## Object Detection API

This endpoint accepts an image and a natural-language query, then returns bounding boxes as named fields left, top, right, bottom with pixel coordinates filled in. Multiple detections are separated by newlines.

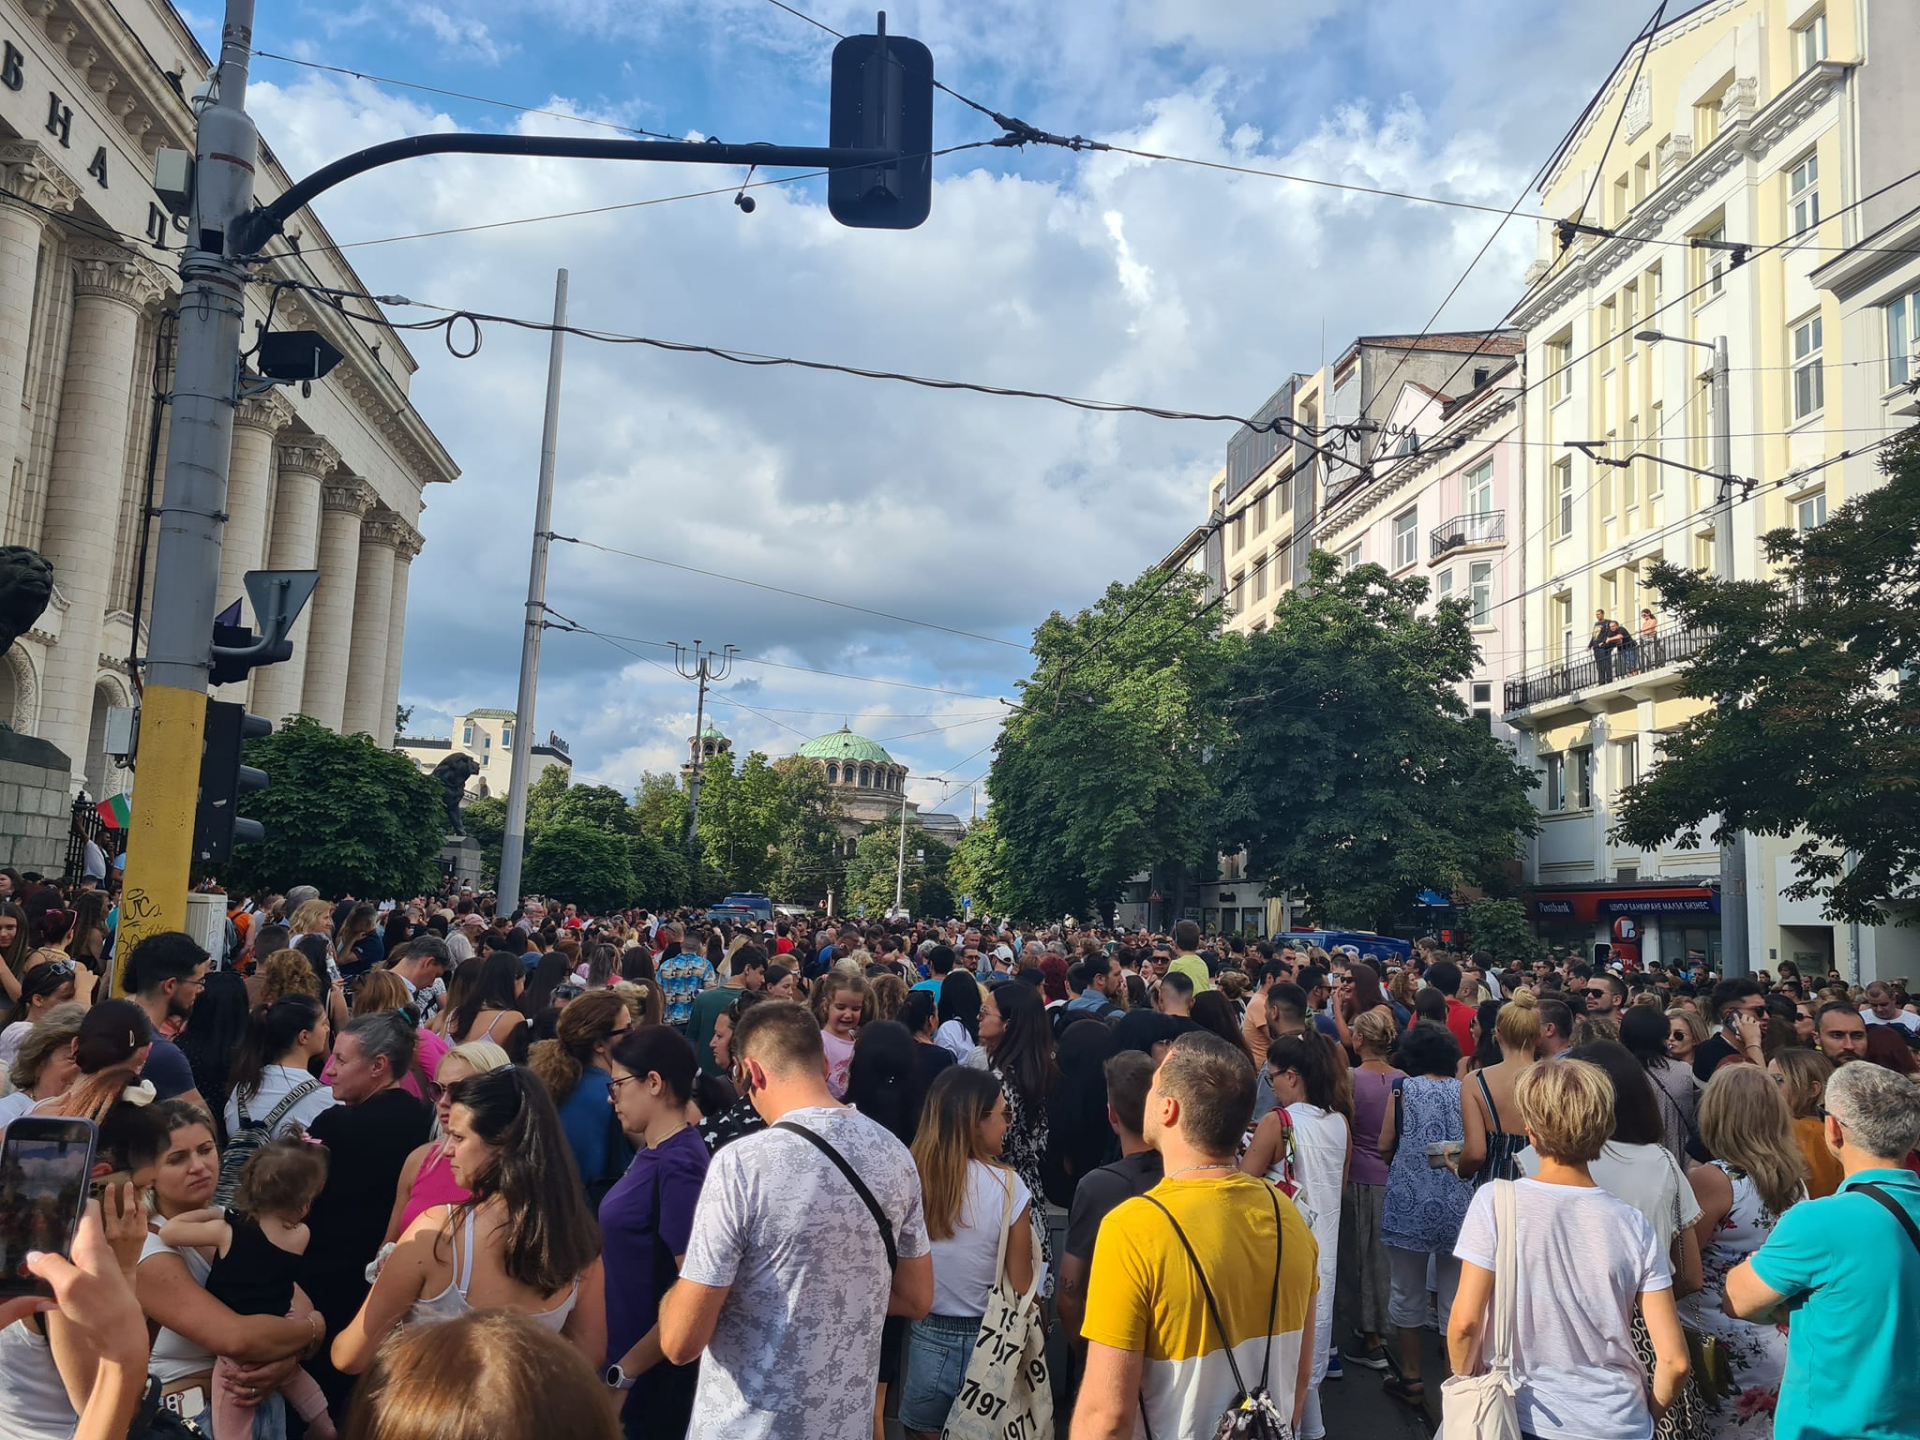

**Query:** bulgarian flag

left=96, top=793, right=132, bottom=830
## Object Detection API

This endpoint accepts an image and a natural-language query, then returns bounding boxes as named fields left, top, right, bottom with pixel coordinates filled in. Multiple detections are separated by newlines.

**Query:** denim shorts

left=897, top=1312, right=983, bottom=1432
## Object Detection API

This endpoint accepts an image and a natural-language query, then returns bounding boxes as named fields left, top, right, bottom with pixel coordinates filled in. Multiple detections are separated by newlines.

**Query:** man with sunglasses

left=1584, top=971, right=1627, bottom=1020
left=1692, top=978, right=1768, bottom=1081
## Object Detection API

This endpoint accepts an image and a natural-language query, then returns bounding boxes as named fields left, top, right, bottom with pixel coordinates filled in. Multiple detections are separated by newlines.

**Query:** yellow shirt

left=1167, top=953, right=1213, bottom=994
left=1083, top=1173, right=1318, bottom=1439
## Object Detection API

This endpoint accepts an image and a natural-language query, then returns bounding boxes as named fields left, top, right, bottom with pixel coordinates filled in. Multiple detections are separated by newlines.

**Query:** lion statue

left=431, top=752, right=481, bottom=834
left=0, top=547, right=54, bottom=660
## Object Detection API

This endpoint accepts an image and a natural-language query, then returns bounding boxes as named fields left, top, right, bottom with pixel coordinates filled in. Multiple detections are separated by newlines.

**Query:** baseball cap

left=993, top=945, right=1014, bottom=963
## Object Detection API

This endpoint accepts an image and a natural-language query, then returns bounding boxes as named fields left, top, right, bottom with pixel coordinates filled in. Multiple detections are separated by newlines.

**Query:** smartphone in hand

left=0, top=1117, right=99, bottom=1298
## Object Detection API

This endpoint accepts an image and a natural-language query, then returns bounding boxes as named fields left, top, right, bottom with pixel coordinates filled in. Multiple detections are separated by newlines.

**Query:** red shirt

left=1444, top=996, right=1476, bottom=1055
left=774, top=936, right=794, bottom=954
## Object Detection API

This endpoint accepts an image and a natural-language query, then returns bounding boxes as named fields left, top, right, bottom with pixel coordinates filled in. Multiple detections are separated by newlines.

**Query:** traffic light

left=194, top=700, right=270, bottom=863
left=828, top=14, right=933, bottom=230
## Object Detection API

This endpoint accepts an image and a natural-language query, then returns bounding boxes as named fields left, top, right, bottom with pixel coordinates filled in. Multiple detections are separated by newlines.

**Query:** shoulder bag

left=942, top=1169, right=1051, bottom=1440
left=1438, top=1177, right=1521, bottom=1440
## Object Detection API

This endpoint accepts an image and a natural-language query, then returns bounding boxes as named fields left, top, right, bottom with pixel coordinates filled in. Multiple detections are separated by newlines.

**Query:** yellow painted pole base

left=115, top=683, right=206, bottom=990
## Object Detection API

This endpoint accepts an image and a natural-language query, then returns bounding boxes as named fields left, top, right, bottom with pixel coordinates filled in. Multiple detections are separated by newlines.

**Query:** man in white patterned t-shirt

left=660, top=1000, right=932, bottom=1440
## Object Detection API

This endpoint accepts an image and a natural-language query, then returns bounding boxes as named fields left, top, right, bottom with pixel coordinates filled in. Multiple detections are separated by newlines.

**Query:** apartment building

left=1506, top=0, right=1918, bottom=980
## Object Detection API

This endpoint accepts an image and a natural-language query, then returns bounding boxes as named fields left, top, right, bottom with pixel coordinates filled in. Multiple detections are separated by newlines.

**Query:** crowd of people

left=2, top=864, right=1918, bottom=1440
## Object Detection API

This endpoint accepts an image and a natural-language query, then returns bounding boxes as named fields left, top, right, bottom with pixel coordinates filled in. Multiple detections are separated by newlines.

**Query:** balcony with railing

left=1503, top=622, right=1716, bottom=717
left=1430, top=509, right=1505, bottom=559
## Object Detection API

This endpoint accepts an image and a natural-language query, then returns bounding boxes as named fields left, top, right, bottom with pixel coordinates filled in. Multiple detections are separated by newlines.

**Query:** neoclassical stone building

left=0, top=0, right=457, bottom=798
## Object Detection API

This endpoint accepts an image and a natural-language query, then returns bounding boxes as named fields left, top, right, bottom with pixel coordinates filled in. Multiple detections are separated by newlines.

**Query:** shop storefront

left=1528, top=885, right=1721, bottom=971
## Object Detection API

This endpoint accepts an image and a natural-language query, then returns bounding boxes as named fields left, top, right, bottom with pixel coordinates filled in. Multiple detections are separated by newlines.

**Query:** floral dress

left=1680, top=1161, right=1796, bottom=1437
left=1381, top=1076, right=1472, bottom=1254
left=994, top=1066, right=1052, bottom=1276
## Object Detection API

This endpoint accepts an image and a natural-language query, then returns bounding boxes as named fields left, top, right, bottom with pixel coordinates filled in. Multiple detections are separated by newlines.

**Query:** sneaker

left=1325, top=1346, right=1343, bottom=1380
left=1349, top=1343, right=1391, bottom=1371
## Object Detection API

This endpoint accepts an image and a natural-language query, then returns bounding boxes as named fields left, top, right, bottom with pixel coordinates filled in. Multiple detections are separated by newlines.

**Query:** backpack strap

left=255, top=1079, right=320, bottom=1136
left=1140, top=1185, right=1283, bottom=1402
left=774, top=1120, right=897, bottom=1270
left=1855, top=1183, right=1920, bottom=1257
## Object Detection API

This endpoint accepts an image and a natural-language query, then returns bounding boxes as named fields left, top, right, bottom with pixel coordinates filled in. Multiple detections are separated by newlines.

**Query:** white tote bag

left=1439, top=1177, right=1522, bottom=1440
left=943, top=1169, right=1052, bottom=1440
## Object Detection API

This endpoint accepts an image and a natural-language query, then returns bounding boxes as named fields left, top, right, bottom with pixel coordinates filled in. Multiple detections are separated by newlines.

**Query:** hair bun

left=1508, top=988, right=1538, bottom=1010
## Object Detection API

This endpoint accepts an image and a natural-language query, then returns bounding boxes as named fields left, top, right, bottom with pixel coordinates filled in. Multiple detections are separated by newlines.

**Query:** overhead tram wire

left=546, top=534, right=1032, bottom=651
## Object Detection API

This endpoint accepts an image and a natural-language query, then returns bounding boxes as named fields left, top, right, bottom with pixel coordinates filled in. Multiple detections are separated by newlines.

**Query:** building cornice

left=0, top=139, right=81, bottom=214
left=1514, top=60, right=1854, bottom=332
left=1319, top=385, right=1521, bottom=538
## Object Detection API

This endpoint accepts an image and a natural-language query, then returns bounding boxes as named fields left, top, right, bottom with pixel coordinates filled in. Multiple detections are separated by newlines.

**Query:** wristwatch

left=605, top=1363, right=636, bottom=1391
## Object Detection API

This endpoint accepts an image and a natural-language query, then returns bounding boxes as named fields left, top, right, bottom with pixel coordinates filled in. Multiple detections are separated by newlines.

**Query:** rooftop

left=795, top=724, right=896, bottom=766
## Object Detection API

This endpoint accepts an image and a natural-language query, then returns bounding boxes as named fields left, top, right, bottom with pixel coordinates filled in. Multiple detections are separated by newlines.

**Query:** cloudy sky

left=187, top=0, right=1654, bottom=813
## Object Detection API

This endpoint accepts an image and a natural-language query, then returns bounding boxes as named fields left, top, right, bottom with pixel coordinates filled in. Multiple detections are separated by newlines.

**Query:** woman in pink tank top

left=383, top=1041, right=512, bottom=1243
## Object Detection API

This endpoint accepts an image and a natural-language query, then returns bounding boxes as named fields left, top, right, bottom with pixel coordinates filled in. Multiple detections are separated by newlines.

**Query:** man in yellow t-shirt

left=1166, top=919, right=1213, bottom=994
left=1073, top=1031, right=1319, bottom=1440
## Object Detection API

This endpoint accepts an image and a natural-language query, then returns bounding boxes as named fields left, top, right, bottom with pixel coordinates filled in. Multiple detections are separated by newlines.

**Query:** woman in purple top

left=1339, top=1007, right=1403, bottom=1371
left=601, top=1024, right=710, bottom=1440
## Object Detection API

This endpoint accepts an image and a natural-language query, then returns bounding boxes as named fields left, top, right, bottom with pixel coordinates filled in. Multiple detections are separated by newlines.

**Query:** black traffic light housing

left=194, top=701, right=270, bottom=863
left=829, top=13, right=933, bottom=230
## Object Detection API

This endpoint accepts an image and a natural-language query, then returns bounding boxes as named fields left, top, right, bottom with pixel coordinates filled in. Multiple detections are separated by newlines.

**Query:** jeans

left=898, top=1312, right=983, bottom=1433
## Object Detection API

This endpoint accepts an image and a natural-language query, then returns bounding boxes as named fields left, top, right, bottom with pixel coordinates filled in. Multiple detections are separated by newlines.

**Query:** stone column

left=250, top=437, right=337, bottom=726
left=300, top=477, right=374, bottom=732
left=380, top=523, right=422, bottom=749
left=0, top=144, right=80, bottom=526
left=35, top=242, right=165, bottom=778
left=342, top=509, right=401, bottom=738
left=212, top=391, right=294, bottom=702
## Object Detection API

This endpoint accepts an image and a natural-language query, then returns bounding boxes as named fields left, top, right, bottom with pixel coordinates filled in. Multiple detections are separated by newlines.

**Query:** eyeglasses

left=1668, top=1030, right=1689, bottom=1042
left=1584, top=987, right=1611, bottom=998
left=607, top=1072, right=643, bottom=1093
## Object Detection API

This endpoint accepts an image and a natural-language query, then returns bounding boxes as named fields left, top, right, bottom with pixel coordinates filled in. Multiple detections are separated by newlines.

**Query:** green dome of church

left=796, top=723, right=894, bottom=765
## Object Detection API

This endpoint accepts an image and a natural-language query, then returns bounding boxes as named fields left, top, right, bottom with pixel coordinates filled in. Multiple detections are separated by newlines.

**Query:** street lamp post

left=1636, top=329, right=1746, bottom=975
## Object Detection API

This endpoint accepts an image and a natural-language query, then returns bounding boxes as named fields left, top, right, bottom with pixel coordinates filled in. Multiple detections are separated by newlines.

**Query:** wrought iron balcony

left=1430, top=510, right=1505, bottom=558
left=1503, top=622, right=1716, bottom=716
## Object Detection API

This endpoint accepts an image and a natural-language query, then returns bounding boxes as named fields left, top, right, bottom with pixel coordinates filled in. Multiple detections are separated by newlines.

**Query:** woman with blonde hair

left=255, top=949, right=320, bottom=1006
left=1665, top=1007, right=1709, bottom=1072
left=384, top=1041, right=512, bottom=1243
left=1767, top=1047, right=1841, bottom=1198
left=1448, top=1059, right=1689, bottom=1440
left=868, top=972, right=908, bottom=1025
left=526, top=990, right=633, bottom=1208
left=0, top=1001, right=86, bottom=1125
left=611, top=979, right=663, bottom=1028
left=1459, top=989, right=1538, bottom=1186
left=1684, top=1065, right=1807, bottom=1431
left=899, top=1066, right=1034, bottom=1439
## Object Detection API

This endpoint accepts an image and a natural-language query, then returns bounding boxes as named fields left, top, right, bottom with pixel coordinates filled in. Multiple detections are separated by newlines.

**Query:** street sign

left=1149, top=889, right=1164, bottom=902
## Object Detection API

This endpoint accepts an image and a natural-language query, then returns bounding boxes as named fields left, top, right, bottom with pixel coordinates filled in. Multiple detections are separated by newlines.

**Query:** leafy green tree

left=633, top=771, right=687, bottom=841
left=1614, top=427, right=1920, bottom=924
left=221, top=716, right=446, bottom=898
left=523, top=821, right=634, bottom=914
left=948, top=813, right=1012, bottom=916
left=394, top=704, right=414, bottom=735
left=1212, top=552, right=1538, bottom=932
left=462, top=795, right=508, bottom=884
left=767, top=758, right=844, bottom=907
left=551, top=782, right=636, bottom=836
left=523, top=765, right=571, bottom=836
left=696, top=751, right=787, bottom=893
left=1463, top=896, right=1547, bottom=966
left=844, top=819, right=951, bottom=918
left=629, top=831, right=691, bottom=909
left=990, top=566, right=1236, bottom=921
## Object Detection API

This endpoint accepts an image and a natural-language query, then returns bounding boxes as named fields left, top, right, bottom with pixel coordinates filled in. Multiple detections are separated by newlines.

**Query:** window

left=1795, top=12, right=1828, bottom=72
left=1553, top=593, right=1574, bottom=661
left=501, top=726, right=512, bottom=749
left=1570, top=747, right=1593, bottom=809
left=1465, top=460, right=1494, bottom=516
left=1795, top=489, right=1828, bottom=531
left=1623, top=416, right=1640, bottom=514
left=1548, top=332, right=1573, bottom=402
left=1633, top=156, right=1651, bottom=206
left=1616, top=737, right=1639, bottom=790
left=1254, top=489, right=1267, bottom=532
left=1597, top=300, right=1615, bottom=369
left=1697, top=223, right=1727, bottom=299
left=1252, top=554, right=1268, bottom=602
left=1887, top=289, right=1920, bottom=389
left=1545, top=754, right=1566, bottom=812
left=1229, top=571, right=1245, bottom=613
left=1792, top=314, right=1825, bottom=419
left=1613, top=174, right=1631, bottom=225
left=1647, top=403, right=1664, bottom=496
left=1693, top=529, right=1715, bottom=571
left=1233, top=510, right=1246, bottom=551
left=1437, top=569, right=1454, bottom=604
left=1471, top=682, right=1493, bottom=729
left=462, top=723, right=473, bottom=745
left=1392, top=508, right=1419, bottom=569
left=1469, top=562, right=1493, bottom=625
left=1788, top=152, right=1820, bottom=236
left=1555, top=457, right=1574, bottom=538
left=1337, top=543, right=1362, bottom=572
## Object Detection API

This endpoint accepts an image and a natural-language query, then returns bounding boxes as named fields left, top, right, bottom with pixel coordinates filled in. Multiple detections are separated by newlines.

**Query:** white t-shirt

left=0, top=1090, right=38, bottom=1130
left=223, top=1063, right=338, bottom=1141
left=0, top=1020, right=32, bottom=1069
left=1454, top=1179, right=1671, bottom=1440
left=681, top=1105, right=930, bottom=1440
left=1520, top=1141, right=1700, bottom=1245
left=1862, top=1007, right=1920, bottom=1035
left=929, top=1160, right=1030, bottom=1318
left=139, top=1230, right=216, bottom=1383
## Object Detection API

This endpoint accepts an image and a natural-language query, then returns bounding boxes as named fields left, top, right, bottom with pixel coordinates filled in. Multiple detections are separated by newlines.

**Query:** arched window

left=826, top=763, right=838, bottom=784
left=859, top=764, right=872, bottom=787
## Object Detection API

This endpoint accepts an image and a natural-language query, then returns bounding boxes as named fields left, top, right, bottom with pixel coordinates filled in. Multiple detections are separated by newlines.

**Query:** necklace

left=1168, top=1162, right=1236, bottom=1179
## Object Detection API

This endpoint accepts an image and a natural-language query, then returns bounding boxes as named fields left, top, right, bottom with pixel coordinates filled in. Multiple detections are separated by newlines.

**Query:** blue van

left=1278, top=929, right=1413, bottom=965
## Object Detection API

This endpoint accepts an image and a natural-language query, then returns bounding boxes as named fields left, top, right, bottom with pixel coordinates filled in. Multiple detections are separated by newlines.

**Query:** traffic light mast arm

left=234, top=137, right=902, bottom=254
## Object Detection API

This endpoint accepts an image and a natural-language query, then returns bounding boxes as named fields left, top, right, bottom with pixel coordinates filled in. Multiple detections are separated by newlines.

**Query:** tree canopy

left=1614, top=426, right=1920, bottom=924
left=523, top=820, right=635, bottom=914
left=220, top=715, right=446, bottom=898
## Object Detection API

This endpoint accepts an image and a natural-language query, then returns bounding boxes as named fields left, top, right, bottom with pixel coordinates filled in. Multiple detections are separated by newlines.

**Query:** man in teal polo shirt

left=1723, top=1061, right=1920, bottom=1440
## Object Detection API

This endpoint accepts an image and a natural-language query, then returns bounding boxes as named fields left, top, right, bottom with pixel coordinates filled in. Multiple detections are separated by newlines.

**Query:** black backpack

left=215, top=1080, right=320, bottom=1205
left=1139, top=1184, right=1296, bottom=1440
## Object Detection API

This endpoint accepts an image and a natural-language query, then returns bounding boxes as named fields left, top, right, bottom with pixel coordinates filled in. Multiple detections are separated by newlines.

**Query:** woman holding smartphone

left=136, top=1099, right=328, bottom=1429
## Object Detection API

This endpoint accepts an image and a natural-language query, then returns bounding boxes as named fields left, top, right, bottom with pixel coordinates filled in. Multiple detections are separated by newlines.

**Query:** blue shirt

left=910, top=979, right=943, bottom=995
left=557, top=1067, right=632, bottom=1196
left=1749, top=1168, right=1920, bottom=1440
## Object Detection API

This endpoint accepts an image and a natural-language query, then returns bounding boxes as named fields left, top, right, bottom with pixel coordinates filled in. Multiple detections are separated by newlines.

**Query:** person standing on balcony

left=1590, top=609, right=1628, bottom=683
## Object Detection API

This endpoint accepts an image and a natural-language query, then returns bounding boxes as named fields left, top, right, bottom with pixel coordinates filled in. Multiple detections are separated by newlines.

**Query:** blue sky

left=182, top=0, right=1649, bottom=811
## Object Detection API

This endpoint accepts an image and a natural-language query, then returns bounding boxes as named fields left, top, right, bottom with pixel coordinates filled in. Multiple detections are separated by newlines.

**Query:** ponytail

left=229, top=994, right=326, bottom=1108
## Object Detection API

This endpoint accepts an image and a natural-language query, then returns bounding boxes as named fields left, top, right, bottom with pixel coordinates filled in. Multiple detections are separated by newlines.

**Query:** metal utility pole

left=1706, top=333, right=1750, bottom=977
left=893, top=779, right=909, bottom=916
left=675, top=642, right=738, bottom=853
left=496, top=269, right=568, bottom=920
left=117, top=0, right=259, bottom=961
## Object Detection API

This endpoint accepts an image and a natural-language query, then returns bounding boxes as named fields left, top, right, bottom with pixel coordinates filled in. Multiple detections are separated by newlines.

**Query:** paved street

left=1319, top=1333, right=1448, bottom=1439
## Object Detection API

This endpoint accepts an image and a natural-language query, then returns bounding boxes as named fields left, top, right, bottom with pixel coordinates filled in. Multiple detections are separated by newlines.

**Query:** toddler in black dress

left=158, top=1128, right=337, bottom=1440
